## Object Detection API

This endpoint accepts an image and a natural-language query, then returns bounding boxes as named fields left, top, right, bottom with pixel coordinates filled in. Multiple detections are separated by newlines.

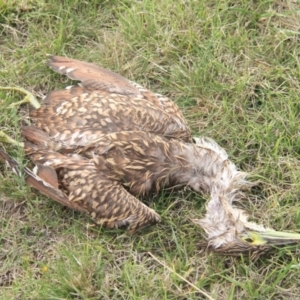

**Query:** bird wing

left=46, top=56, right=191, bottom=140
left=29, top=86, right=191, bottom=149
left=0, top=148, right=87, bottom=213
left=22, top=128, right=182, bottom=196
left=47, top=55, right=140, bottom=96
left=25, top=147, right=161, bottom=232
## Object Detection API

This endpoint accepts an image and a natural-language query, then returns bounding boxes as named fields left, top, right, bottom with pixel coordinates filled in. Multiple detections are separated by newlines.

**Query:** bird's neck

left=169, top=137, right=248, bottom=196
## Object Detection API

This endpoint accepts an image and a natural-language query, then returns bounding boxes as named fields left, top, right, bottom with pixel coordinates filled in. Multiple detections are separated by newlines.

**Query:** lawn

left=1, top=0, right=300, bottom=299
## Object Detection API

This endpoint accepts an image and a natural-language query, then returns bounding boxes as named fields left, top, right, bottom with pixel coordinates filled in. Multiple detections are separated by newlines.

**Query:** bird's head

left=192, top=192, right=300, bottom=257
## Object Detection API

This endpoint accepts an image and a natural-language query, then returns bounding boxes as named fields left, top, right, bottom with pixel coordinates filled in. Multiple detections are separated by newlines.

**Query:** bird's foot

left=0, top=87, right=40, bottom=109
left=0, top=131, right=24, bottom=147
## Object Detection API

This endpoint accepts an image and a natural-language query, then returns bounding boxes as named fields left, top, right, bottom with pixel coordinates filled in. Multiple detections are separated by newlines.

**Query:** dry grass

left=1, top=0, right=300, bottom=299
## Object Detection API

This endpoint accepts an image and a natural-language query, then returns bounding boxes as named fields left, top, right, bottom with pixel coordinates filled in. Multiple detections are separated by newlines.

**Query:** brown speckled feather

left=24, top=145, right=160, bottom=231
left=47, top=56, right=140, bottom=96
left=43, top=56, right=191, bottom=141
left=47, top=56, right=188, bottom=125
left=30, top=86, right=191, bottom=150
left=0, top=148, right=87, bottom=213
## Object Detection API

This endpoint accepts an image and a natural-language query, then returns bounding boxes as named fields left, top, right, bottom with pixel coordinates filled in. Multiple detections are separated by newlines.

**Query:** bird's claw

left=0, top=131, right=24, bottom=147
left=0, top=87, right=40, bottom=109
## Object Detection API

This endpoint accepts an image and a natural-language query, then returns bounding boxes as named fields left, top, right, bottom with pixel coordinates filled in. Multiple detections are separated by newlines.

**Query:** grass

left=1, top=0, right=300, bottom=298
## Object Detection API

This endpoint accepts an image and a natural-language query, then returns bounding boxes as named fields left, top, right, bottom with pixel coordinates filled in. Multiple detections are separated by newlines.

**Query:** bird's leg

left=0, top=87, right=39, bottom=147
left=0, top=131, right=24, bottom=147
left=0, top=87, right=40, bottom=109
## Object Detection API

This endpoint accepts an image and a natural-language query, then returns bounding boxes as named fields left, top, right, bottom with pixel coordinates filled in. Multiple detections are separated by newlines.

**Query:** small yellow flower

left=41, top=266, right=48, bottom=273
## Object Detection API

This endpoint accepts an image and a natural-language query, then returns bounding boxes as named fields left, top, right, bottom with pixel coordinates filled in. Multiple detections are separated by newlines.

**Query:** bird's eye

left=244, top=237, right=254, bottom=243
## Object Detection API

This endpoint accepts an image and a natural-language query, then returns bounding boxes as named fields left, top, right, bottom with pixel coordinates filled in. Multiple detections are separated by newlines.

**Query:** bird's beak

left=243, top=230, right=300, bottom=246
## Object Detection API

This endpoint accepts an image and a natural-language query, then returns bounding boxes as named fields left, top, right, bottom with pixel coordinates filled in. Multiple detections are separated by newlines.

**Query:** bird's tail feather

left=0, top=147, right=88, bottom=212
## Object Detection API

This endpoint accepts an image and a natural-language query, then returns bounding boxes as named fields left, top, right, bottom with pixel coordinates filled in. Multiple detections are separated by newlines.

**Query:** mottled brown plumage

left=47, top=56, right=188, bottom=122
left=29, top=89, right=190, bottom=150
left=1, top=56, right=300, bottom=256
left=31, top=56, right=191, bottom=151
left=24, top=142, right=160, bottom=232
